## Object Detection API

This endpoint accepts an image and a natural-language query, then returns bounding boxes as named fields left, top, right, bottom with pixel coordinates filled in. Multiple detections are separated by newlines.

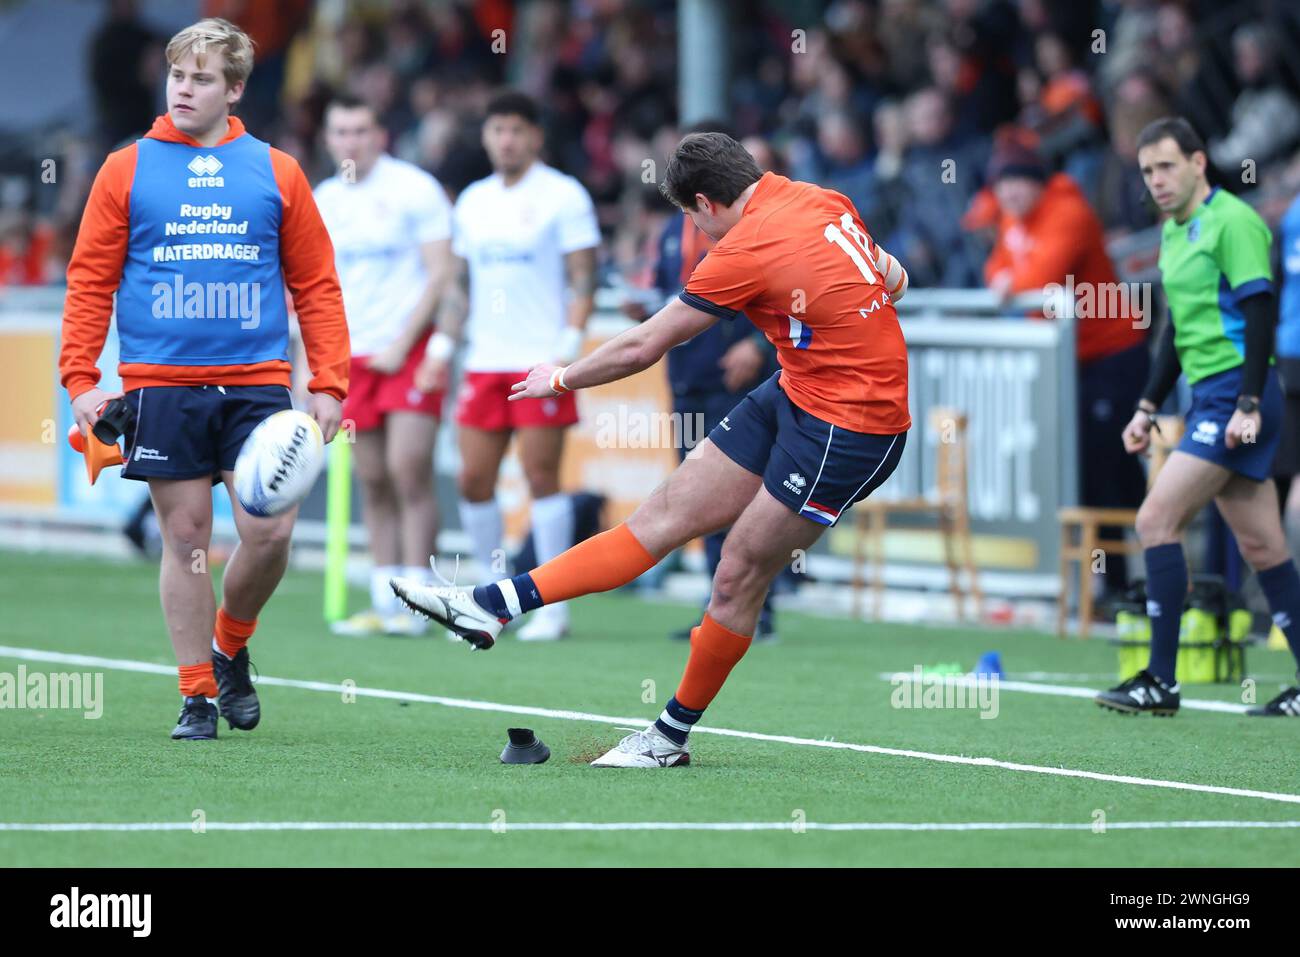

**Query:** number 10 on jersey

left=824, top=213, right=881, bottom=286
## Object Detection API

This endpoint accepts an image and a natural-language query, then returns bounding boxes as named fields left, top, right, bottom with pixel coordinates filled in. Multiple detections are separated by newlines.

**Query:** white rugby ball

left=233, top=410, right=325, bottom=517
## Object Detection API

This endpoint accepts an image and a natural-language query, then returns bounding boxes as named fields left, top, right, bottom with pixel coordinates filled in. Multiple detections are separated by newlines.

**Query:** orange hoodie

left=60, top=113, right=349, bottom=401
left=984, top=173, right=1146, bottom=363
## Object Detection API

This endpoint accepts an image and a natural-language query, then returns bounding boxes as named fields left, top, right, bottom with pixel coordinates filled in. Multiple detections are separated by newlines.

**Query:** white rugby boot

left=390, top=557, right=504, bottom=650
left=590, top=724, right=691, bottom=768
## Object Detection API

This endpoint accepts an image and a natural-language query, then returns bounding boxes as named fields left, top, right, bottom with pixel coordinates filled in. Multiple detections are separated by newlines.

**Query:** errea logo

left=1191, top=419, right=1220, bottom=446
left=187, top=155, right=222, bottom=176
left=783, top=472, right=807, bottom=495
left=187, top=155, right=224, bottom=188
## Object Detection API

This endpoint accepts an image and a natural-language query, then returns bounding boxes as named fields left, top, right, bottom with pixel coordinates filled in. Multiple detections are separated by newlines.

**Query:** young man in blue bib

left=60, top=18, right=350, bottom=739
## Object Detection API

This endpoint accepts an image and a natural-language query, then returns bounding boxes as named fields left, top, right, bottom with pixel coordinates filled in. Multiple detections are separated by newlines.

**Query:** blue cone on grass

left=972, top=651, right=1004, bottom=679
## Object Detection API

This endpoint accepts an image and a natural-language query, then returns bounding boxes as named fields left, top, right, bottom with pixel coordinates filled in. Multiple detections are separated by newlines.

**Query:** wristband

left=425, top=331, right=455, bottom=362
left=549, top=366, right=571, bottom=395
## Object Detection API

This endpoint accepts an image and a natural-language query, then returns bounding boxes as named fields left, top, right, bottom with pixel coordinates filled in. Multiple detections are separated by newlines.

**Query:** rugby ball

left=233, top=410, right=325, bottom=517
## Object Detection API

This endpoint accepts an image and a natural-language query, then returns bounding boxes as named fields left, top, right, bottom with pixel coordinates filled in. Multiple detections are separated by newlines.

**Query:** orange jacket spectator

left=985, top=170, right=1145, bottom=363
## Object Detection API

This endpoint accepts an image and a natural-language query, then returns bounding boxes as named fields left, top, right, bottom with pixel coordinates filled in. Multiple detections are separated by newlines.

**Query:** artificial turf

left=1, top=549, right=1297, bottom=866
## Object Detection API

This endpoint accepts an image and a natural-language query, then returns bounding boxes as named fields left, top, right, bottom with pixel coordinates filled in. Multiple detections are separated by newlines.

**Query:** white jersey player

left=417, top=90, right=599, bottom=641
left=316, top=96, right=453, bottom=636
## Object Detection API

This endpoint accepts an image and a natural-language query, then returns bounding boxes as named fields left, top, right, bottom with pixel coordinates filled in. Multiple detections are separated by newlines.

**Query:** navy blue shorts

left=1178, top=365, right=1282, bottom=482
left=121, top=384, right=292, bottom=484
left=710, top=372, right=907, bottom=526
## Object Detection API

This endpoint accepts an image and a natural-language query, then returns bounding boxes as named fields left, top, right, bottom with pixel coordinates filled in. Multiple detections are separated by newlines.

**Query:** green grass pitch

left=1, top=549, right=1298, bottom=866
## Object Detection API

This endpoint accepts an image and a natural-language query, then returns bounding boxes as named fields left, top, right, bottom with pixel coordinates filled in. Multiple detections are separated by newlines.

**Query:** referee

left=1096, top=117, right=1300, bottom=717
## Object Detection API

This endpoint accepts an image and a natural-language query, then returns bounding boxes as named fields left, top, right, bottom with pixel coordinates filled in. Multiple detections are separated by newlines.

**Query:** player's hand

left=989, top=270, right=1014, bottom=304
left=719, top=339, right=765, bottom=392
left=1225, top=408, right=1261, bottom=450
left=1122, top=409, right=1153, bottom=456
left=414, top=354, right=449, bottom=394
left=309, top=392, right=343, bottom=443
left=509, top=362, right=562, bottom=401
left=366, top=342, right=407, bottom=375
left=71, top=387, right=124, bottom=437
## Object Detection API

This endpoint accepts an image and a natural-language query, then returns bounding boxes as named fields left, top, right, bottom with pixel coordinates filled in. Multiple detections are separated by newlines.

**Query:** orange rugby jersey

left=681, top=172, right=910, bottom=434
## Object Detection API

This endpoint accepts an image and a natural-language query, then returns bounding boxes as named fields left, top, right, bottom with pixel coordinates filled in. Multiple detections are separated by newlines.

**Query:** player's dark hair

left=1136, top=117, right=1206, bottom=157
left=661, top=132, right=763, bottom=210
left=324, top=93, right=376, bottom=121
left=485, top=89, right=540, bottom=126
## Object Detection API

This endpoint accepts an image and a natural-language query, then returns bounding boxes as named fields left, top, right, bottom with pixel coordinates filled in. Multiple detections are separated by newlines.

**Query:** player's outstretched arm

left=510, top=297, right=718, bottom=400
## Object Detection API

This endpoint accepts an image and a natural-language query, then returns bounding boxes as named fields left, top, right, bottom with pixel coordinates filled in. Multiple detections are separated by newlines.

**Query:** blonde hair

left=165, top=18, right=255, bottom=89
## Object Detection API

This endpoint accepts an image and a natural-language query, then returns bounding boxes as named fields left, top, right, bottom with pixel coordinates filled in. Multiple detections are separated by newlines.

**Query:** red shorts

left=455, top=370, right=579, bottom=430
left=342, top=333, right=445, bottom=433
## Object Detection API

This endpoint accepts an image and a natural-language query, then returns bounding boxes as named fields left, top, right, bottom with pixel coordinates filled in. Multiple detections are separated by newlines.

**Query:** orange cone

left=66, top=424, right=123, bottom=484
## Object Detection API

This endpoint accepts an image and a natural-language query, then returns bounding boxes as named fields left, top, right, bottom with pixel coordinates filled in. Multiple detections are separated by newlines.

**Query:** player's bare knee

left=358, top=473, right=396, bottom=503
left=1135, top=502, right=1178, bottom=547
left=458, top=472, right=495, bottom=502
left=389, top=465, right=433, bottom=504
left=1237, top=533, right=1287, bottom=571
left=158, top=511, right=211, bottom=556
left=707, top=571, right=744, bottom=616
left=523, top=470, right=560, bottom=500
left=244, top=514, right=295, bottom=553
left=713, top=551, right=764, bottom=604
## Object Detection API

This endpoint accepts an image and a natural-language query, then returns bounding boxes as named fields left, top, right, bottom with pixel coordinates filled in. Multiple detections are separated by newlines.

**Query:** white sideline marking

left=2, top=820, right=1299, bottom=833
left=3, top=644, right=1299, bottom=806
left=877, top=672, right=1249, bottom=714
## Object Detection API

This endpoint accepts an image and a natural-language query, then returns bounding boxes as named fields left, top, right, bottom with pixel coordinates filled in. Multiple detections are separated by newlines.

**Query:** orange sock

left=529, top=523, right=657, bottom=605
left=675, top=613, right=753, bottom=710
left=214, top=607, right=257, bottom=659
left=178, top=662, right=218, bottom=699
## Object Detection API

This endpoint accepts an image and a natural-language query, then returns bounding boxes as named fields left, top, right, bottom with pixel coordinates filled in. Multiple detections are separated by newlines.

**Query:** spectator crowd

left=4, top=0, right=1300, bottom=296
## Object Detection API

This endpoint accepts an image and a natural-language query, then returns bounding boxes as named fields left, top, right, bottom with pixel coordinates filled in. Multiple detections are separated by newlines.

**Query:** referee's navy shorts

left=1177, top=365, right=1282, bottom=482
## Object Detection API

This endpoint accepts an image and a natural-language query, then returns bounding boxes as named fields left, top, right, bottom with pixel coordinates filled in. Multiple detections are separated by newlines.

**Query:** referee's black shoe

left=213, top=646, right=261, bottom=730
left=1095, top=670, right=1180, bottom=716
left=171, top=696, right=218, bottom=740
left=1247, top=684, right=1300, bottom=716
